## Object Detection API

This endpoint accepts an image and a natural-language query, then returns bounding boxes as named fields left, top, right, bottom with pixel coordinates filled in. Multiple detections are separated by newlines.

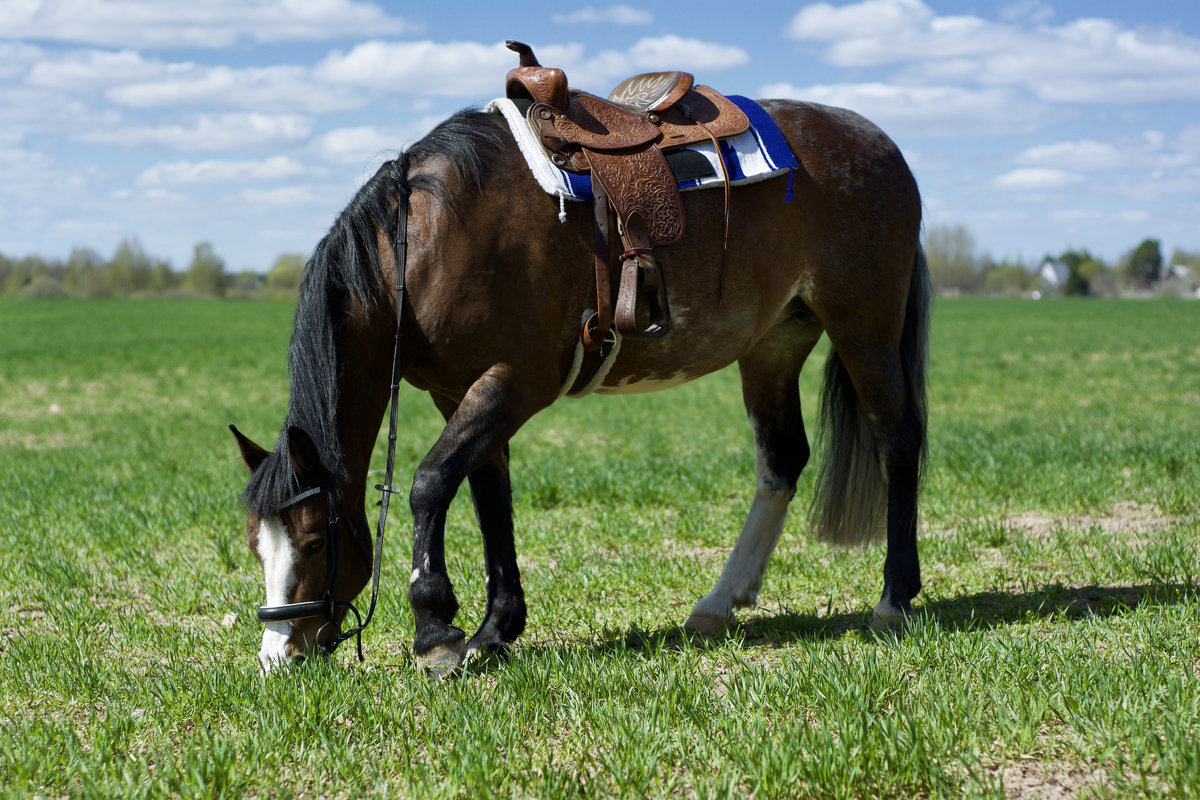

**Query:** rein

left=254, top=193, right=409, bottom=663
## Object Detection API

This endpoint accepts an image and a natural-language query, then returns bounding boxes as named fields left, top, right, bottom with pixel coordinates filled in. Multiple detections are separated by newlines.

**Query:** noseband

left=252, top=191, right=409, bottom=663
left=254, top=485, right=373, bottom=660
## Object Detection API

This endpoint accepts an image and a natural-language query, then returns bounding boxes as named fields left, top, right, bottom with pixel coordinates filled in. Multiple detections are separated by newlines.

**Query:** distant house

left=1163, top=263, right=1200, bottom=299
left=1038, top=258, right=1071, bottom=288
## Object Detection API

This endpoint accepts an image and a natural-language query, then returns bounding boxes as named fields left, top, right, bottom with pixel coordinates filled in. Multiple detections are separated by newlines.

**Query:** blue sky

left=2, top=0, right=1198, bottom=272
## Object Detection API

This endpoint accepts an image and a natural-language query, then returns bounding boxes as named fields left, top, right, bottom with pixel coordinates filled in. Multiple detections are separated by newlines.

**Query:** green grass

left=1, top=297, right=1198, bottom=798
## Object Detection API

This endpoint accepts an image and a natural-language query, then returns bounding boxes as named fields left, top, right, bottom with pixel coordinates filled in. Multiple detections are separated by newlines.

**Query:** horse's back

left=591, top=98, right=921, bottom=394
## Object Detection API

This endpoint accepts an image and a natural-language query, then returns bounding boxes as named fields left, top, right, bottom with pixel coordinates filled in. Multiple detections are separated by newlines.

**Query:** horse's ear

left=286, top=426, right=322, bottom=482
left=230, top=425, right=269, bottom=473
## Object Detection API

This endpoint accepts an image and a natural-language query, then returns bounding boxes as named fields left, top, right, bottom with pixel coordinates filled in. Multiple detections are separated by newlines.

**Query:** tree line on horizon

left=924, top=225, right=1200, bottom=299
left=0, top=238, right=306, bottom=301
left=3, top=227, right=1199, bottom=301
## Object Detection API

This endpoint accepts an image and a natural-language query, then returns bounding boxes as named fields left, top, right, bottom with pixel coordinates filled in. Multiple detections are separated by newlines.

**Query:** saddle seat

left=608, top=71, right=694, bottom=113
left=504, top=40, right=750, bottom=348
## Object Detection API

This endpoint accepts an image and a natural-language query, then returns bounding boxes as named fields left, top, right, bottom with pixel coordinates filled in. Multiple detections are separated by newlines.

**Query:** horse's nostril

left=284, top=641, right=306, bottom=662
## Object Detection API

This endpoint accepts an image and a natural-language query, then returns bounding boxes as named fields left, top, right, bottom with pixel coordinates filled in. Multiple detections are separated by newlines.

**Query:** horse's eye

left=303, top=539, right=326, bottom=555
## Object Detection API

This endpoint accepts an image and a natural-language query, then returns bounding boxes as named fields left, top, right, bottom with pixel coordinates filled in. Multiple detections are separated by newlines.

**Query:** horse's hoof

left=869, top=598, right=910, bottom=632
left=415, top=638, right=467, bottom=679
left=464, top=641, right=509, bottom=672
left=683, top=610, right=727, bottom=635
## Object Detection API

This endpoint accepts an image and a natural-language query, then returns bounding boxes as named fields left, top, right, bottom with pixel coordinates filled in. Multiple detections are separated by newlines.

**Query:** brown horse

left=231, top=98, right=930, bottom=673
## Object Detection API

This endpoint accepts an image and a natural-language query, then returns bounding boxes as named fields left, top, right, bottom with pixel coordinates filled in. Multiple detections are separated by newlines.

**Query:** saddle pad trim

left=486, top=95, right=798, bottom=204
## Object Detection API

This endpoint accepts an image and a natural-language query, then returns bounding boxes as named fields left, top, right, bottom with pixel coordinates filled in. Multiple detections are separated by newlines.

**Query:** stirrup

left=615, top=250, right=671, bottom=339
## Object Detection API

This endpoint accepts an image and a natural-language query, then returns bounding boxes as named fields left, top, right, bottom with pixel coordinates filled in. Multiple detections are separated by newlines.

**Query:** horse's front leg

left=409, top=366, right=547, bottom=675
left=430, top=394, right=526, bottom=662
left=465, top=448, right=527, bottom=660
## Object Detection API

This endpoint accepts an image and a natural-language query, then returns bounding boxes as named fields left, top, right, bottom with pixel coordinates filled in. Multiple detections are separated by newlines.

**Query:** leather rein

left=254, top=196, right=409, bottom=663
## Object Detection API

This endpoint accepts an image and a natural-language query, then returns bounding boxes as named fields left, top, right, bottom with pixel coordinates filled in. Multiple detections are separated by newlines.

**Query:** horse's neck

left=331, top=302, right=396, bottom=506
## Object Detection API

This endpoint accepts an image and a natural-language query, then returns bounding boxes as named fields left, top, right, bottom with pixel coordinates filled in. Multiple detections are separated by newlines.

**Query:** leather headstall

left=252, top=194, right=409, bottom=664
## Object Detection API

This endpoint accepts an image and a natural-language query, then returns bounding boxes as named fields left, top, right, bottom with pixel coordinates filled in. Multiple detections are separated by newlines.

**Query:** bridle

left=256, top=485, right=370, bottom=658
left=253, top=192, right=410, bottom=663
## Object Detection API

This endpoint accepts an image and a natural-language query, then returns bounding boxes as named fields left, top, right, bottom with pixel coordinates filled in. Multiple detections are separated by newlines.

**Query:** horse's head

left=231, top=425, right=372, bottom=672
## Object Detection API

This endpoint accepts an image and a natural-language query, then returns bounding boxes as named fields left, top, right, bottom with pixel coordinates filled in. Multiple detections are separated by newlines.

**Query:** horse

left=230, top=97, right=930, bottom=674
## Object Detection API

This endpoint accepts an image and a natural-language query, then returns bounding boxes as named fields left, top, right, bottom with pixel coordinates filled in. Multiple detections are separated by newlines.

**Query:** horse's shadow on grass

left=589, top=581, right=1198, bottom=656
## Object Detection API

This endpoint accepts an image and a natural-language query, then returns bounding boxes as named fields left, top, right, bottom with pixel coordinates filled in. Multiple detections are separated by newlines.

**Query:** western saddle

left=504, top=41, right=750, bottom=350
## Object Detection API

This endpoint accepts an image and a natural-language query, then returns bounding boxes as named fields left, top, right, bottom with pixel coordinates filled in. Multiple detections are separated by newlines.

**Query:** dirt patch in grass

left=926, top=502, right=1181, bottom=546
left=1008, top=502, right=1178, bottom=542
left=659, top=538, right=727, bottom=564
left=989, top=759, right=1111, bottom=799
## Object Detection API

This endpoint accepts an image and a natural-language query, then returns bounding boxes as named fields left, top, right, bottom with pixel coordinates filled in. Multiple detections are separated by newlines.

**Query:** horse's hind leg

left=814, top=253, right=930, bottom=626
left=822, top=344, right=924, bottom=626
left=685, top=314, right=821, bottom=632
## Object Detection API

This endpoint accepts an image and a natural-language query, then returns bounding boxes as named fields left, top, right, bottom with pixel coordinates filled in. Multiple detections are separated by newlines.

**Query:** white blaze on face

left=257, top=515, right=296, bottom=672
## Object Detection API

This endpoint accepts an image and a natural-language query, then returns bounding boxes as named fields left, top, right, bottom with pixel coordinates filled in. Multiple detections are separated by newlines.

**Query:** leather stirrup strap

left=582, top=180, right=614, bottom=351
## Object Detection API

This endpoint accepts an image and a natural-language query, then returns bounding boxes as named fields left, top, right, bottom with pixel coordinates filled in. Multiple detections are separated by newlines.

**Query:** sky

left=2, top=0, right=1198, bottom=272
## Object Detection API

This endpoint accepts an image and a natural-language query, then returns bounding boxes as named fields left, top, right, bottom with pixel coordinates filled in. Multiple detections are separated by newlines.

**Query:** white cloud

left=1015, top=140, right=1124, bottom=170
left=313, top=122, right=443, bottom=165
left=15, top=46, right=365, bottom=116
left=110, top=187, right=176, bottom=200
left=315, top=40, right=515, bottom=96
left=241, top=186, right=324, bottom=206
left=1, top=48, right=134, bottom=143
left=315, top=127, right=396, bottom=163
left=108, top=64, right=366, bottom=113
left=0, top=147, right=108, bottom=239
left=26, top=49, right=158, bottom=90
left=623, top=35, right=748, bottom=70
left=1000, top=1, right=1055, bottom=25
left=74, top=113, right=314, bottom=150
left=1117, top=210, right=1152, bottom=223
left=1015, top=128, right=1200, bottom=171
left=994, top=167, right=1084, bottom=190
left=0, top=84, right=123, bottom=145
left=983, top=19, right=1200, bottom=104
left=0, top=0, right=414, bottom=48
left=53, top=220, right=121, bottom=235
left=136, top=155, right=306, bottom=186
left=785, top=0, right=1200, bottom=104
left=552, top=5, right=653, bottom=25
left=757, top=81, right=1051, bottom=137
left=314, top=37, right=747, bottom=98
left=787, top=0, right=934, bottom=46
left=0, top=42, right=44, bottom=80
left=262, top=227, right=320, bottom=243
left=566, top=37, right=749, bottom=90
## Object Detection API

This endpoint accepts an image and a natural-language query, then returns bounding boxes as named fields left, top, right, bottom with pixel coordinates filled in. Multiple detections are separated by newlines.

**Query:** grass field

left=1, top=297, right=1198, bottom=799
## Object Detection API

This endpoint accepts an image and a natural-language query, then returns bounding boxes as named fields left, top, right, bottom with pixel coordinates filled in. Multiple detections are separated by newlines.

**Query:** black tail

left=809, top=247, right=931, bottom=545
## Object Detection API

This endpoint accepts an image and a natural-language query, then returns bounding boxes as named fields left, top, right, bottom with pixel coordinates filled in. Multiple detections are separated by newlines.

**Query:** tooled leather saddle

left=504, top=41, right=750, bottom=350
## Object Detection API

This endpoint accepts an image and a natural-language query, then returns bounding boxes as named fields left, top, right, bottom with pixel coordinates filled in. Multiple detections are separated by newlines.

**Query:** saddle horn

left=505, top=40, right=540, bottom=67
left=505, top=40, right=568, bottom=111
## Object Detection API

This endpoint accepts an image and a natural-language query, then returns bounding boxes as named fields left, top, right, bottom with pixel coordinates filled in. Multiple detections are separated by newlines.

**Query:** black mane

left=242, top=108, right=510, bottom=515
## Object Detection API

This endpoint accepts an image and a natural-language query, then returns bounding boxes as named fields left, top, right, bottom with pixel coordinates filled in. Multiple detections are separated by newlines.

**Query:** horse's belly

left=590, top=322, right=751, bottom=395
left=594, top=369, right=701, bottom=395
